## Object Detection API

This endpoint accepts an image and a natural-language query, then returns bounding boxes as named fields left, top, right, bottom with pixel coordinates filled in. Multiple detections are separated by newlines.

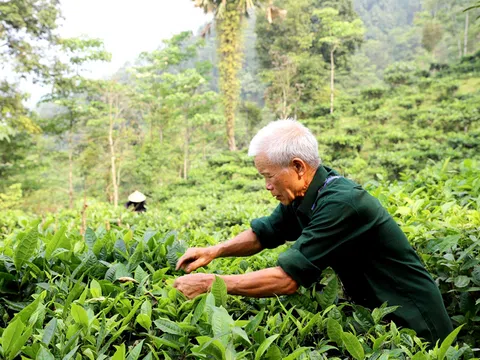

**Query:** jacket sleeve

left=250, top=204, right=301, bottom=249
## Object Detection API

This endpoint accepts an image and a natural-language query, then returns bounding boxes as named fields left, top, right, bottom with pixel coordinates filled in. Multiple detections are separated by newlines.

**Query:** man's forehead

left=254, top=153, right=270, bottom=167
left=255, top=154, right=284, bottom=174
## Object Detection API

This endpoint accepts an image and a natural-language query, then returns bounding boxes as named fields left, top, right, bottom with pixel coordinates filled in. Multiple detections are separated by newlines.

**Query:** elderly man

left=173, top=119, right=452, bottom=345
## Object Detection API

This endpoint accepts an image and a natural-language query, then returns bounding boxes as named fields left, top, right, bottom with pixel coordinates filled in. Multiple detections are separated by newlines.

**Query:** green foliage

left=384, top=61, right=418, bottom=86
left=422, top=20, right=444, bottom=53
left=0, top=155, right=479, bottom=359
left=0, top=183, right=22, bottom=210
left=361, top=87, right=387, bottom=100
left=132, top=32, right=219, bottom=180
left=217, top=2, right=243, bottom=151
left=255, top=0, right=363, bottom=117
left=0, top=0, right=60, bottom=131
left=194, top=0, right=269, bottom=150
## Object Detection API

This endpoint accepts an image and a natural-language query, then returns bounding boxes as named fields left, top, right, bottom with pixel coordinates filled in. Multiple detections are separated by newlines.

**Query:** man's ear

left=292, top=158, right=306, bottom=176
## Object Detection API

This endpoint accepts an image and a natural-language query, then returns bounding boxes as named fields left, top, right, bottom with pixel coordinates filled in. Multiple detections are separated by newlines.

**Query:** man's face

left=254, top=153, right=304, bottom=205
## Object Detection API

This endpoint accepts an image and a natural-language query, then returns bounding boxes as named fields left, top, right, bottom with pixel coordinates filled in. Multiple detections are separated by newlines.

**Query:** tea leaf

left=255, top=334, right=279, bottom=360
left=3, top=318, right=32, bottom=360
left=353, top=305, right=374, bottom=331
left=45, top=225, right=67, bottom=259
left=211, top=275, right=227, bottom=308
left=136, top=314, right=152, bottom=331
left=13, top=291, right=46, bottom=324
left=126, top=340, right=144, bottom=360
left=154, top=318, right=184, bottom=335
left=71, top=303, right=89, bottom=327
left=61, top=345, right=79, bottom=360
left=283, top=347, right=310, bottom=360
left=112, top=343, right=126, bottom=360
left=327, top=318, right=343, bottom=346
left=454, top=275, right=470, bottom=288
left=300, top=313, right=320, bottom=337
left=372, top=303, right=399, bottom=324
left=437, top=325, right=464, bottom=360
left=84, top=227, right=97, bottom=251
left=212, top=306, right=234, bottom=344
left=341, top=332, right=364, bottom=360
left=14, top=223, right=39, bottom=270
left=319, top=276, right=338, bottom=310
left=41, top=318, right=57, bottom=346
left=2, top=318, right=24, bottom=355
left=36, top=346, right=55, bottom=360
left=411, top=352, right=429, bottom=360
left=246, top=308, right=265, bottom=335
left=191, top=295, right=207, bottom=325
left=90, top=279, right=102, bottom=298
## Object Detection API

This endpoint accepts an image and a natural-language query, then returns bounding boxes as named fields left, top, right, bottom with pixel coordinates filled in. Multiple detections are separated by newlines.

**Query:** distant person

left=125, top=191, right=147, bottom=212
left=173, top=119, right=453, bottom=346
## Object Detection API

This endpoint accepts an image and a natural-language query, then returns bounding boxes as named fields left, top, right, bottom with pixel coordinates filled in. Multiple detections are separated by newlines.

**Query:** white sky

left=20, top=0, right=212, bottom=107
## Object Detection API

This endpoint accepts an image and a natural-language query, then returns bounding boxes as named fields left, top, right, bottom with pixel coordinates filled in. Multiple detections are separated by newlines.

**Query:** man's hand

left=173, top=273, right=215, bottom=299
left=176, top=247, right=218, bottom=273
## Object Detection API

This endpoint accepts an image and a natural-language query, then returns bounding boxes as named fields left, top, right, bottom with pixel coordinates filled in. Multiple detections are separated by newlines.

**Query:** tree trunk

left=330, top=47, right=336, bottom=115
left=452, top=13, right=462, bottom=59
left=108, top=93, right=118, bottom=208
left=464, top=11, right=469, bottom=56
left=226, top=113, right=236, bottom=151
left=183, top=117, right=189, bottom=180
left=80, top=178, right=87, bottom=236
left=68, top=128, right=74, bottom=209
left=458, top=36, right=462, bottom=59
left=117, top=165, right=121, bottom=195
left=218, top=4, right=242, bottom=151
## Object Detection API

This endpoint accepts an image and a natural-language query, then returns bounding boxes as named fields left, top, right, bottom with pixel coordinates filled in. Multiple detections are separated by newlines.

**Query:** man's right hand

left=176, top=247, right=218, bottom=273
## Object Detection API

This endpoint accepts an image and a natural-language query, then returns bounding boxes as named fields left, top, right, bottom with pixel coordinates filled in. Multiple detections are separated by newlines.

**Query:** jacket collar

left=295, top=165, right=329, bottom=218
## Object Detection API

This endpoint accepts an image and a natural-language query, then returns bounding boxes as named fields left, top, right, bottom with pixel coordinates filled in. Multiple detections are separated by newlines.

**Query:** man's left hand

left=173, top=273, right=215, bottom=299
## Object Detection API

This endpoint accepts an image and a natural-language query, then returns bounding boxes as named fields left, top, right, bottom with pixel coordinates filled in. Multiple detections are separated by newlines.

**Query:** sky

left=20, top=0, right=212, bottom=107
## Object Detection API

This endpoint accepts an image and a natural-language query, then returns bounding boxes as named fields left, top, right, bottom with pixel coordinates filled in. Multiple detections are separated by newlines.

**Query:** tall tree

left=133, top=32, right=218, bottom=180
left=256, top=0, right=363, bottom=118
left=89, top=80, right=134, bottom=207
left=262, top=51, right=303, bottom=119
left=316, top=7, right=364, bottom=113
left=193, top=0, right=285, bottom=151
left=421, top=0, right=472, bottom=60
left=422, top=20, right=444, bottom=55
left=0, top=0, right=60, bottom=133
left=162, top=70, right=218, bottom=179
left=0, top=0, right=61, bottom=192
left=133, top=32, right=198, bottom=143
left=41, top=37, right=110, bottom=208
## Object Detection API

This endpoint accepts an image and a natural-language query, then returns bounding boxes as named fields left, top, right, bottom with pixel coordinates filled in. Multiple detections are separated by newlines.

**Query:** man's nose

left=266, top=182, right=273, bottom=191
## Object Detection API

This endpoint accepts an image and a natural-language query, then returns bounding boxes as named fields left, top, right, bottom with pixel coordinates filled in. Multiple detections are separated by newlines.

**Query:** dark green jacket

left=251, top=165, right=452, bottom=345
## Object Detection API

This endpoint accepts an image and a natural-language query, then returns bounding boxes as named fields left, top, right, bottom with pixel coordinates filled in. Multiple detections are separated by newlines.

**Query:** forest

left=1, top=0, right=480, bottom=359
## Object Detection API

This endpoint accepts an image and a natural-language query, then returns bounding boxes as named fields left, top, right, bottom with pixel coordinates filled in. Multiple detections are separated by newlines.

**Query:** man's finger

left=186, top=259, right=204, bottom=273
left=176, top=254, right=194, bottom=270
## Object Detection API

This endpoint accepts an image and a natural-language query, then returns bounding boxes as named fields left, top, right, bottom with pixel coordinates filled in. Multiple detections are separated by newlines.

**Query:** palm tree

left=193, top=0, right=285, bottom=151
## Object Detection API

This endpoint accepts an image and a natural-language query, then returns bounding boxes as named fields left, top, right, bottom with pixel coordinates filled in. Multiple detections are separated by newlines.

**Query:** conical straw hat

left=128, top=191, right=146, bottom=203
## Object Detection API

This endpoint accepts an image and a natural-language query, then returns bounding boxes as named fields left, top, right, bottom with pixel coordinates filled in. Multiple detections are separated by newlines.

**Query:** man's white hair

left=248, top=119, right=321, bottom=168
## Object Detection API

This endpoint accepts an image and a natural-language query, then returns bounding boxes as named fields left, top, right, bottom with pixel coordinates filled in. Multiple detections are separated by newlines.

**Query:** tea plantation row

left=0, top=158, right=479, bottom=359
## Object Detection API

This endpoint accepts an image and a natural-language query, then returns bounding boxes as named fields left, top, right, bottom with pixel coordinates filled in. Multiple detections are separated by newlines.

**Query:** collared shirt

left=250, top=165, right=452, bottom=344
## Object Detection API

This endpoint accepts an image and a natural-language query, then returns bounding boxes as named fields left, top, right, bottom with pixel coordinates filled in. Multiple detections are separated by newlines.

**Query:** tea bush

left=0, top=157, right=479, bottom=359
